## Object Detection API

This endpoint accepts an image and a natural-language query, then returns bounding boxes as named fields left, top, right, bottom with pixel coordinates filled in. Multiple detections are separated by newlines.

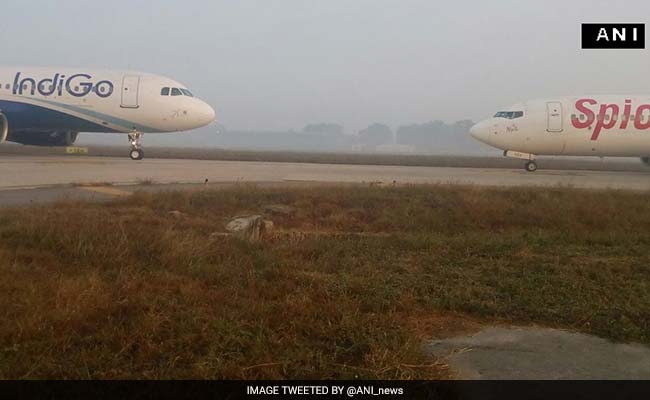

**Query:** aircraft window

left=4, top=84, right=8, bottom=90
left=161, top=87, right=170, bottom=96
left=171, top=88, right=182, bottom=96
left=494, top=111, right=524, bottom=119
left=180, top=89, right=193, bottom=97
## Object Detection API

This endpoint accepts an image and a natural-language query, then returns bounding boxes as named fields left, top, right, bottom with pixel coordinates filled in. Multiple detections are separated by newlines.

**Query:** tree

left=302, top=123, right=344, bottom=136
left=358, top=123, right=393, bottom=147
left=395, top=120, right=476, bottom=152
left=396, top=121, right=447, bottom=149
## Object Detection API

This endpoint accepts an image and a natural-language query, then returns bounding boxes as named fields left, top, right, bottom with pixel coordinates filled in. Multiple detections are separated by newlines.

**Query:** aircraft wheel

left=130, top=149, right=144, bottom=161
left=525, top=161, right=538, bottom=172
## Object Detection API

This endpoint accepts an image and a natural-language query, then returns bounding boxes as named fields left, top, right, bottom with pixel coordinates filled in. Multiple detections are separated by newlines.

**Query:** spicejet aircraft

left=470, top=96, right=650, bottom=172
left=0, top=66, right=216, bottom=160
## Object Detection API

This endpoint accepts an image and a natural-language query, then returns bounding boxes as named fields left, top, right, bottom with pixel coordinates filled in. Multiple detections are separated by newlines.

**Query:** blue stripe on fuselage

left=23, top=97, right=164, bottom=133
left=0, top=100, right=120, bottom=133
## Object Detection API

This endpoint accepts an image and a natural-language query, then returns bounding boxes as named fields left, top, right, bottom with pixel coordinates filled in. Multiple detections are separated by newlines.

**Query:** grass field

left=1, top=185, right=650, bottom=379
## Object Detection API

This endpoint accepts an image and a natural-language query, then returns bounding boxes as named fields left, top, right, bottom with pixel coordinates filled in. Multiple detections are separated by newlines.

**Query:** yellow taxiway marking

left=65, top=146, right=89, bottom=155
left=78, top=186, right=132, bottom=197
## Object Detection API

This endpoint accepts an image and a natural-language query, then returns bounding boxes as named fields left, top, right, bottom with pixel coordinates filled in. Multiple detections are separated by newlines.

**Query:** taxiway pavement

left=2, top=155, right=650, bottom=191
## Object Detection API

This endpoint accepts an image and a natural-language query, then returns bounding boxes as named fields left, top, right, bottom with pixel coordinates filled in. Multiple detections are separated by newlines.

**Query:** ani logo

left=581, top=23, right=645, bottom=49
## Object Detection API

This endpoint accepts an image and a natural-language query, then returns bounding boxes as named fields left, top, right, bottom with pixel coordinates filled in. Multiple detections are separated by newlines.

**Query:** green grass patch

left=1, top=185, right=650, bottom=379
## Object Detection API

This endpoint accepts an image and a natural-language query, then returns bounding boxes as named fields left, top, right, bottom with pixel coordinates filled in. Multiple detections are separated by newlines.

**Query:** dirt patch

left=430, top=326, right=650, bottom=379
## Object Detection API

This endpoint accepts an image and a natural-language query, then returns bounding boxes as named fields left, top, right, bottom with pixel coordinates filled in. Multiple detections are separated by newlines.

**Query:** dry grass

left=1, top=185, right=650, bottom=379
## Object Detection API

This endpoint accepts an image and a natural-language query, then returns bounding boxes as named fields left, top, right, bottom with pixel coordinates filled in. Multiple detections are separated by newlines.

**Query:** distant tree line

left=207, top=119, right=479, bottom=153
left=355, top=120, right=475, bottom=151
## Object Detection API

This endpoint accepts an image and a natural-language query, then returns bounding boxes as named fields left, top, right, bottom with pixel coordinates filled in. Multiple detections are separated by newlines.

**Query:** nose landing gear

left=504, top=150, right=538, bottom=172
left=525, top=161, right=538, bottom=172
left=128, top=132, right=144, bottom=160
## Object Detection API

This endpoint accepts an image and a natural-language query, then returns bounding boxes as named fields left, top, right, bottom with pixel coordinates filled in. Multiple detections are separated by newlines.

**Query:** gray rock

left=264, top=204, right=296, bottom=216
left=168, top=210, right=184, bottom=219
left=429, top=326, right=650, bottom=380
left=226, top=215, right=266, bottom=242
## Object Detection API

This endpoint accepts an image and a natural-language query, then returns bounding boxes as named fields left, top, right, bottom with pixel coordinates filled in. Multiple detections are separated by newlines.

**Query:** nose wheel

left=525, top=161, right=538, bottom=172
left=130, top=149, right=144, bottom=160
left=128, top=132, right=144, bottom=161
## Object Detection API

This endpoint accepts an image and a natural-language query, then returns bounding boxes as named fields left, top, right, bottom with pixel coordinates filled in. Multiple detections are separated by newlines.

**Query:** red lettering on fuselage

left=593, top=104, right=619, bottom=140
left=571, top=98, right=650, bottom=140
left=571, top=98, right=596, bottom=129
left=635, top=105, right=650, bottom=130
left=621, top=99, right=632, bottom=130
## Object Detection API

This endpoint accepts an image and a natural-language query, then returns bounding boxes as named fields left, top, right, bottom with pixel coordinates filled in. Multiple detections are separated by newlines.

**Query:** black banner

left=582, top=23, right=645, bottom=49
left=2, top=381, right=650, bottom=400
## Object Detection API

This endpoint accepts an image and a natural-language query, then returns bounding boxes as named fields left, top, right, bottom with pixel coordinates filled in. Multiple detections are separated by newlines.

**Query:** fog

left=3, top=0, right=650, bottom=154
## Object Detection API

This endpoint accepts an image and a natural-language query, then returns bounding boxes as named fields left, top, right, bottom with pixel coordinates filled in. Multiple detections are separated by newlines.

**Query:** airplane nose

left=470, top=123, right=480, bottom=138
left=197, top=101, right=216, bottom=127
left=470, top=121, right=489, bottom=143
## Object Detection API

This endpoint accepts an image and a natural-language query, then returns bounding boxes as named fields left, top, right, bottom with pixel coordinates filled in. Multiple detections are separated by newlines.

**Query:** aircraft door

left=546, top=101, right=563, bottom=132
left=121, top=75, right=141, bottom=109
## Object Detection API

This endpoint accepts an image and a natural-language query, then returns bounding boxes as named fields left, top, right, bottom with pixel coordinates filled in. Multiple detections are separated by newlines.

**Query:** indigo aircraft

left=0, top=66, right=215, bottom=160
left=471, top=97, right=650, bottom=171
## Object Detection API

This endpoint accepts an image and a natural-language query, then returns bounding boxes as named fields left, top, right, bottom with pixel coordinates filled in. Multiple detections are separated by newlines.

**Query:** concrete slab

left=430, top=327, right=650, bottom=380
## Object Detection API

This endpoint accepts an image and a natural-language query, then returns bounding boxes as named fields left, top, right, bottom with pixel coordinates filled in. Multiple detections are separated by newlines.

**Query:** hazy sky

left=3, top=0, right=650, bottom=132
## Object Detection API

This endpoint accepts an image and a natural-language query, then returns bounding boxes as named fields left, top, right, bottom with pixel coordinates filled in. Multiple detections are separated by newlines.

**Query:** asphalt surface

left=2, top=155, right=650, bottom=192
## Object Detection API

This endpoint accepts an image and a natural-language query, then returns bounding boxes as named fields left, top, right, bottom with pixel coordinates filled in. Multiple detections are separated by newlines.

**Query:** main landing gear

left=128, top=132, right=144, bottom=160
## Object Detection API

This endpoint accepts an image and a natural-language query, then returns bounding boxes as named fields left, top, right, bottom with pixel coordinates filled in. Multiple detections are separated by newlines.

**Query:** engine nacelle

left=0, top=113, right=7, bottom=143
left=642, top=157, right=650, bottom=167
left=6, top=131, right=78, bottom=147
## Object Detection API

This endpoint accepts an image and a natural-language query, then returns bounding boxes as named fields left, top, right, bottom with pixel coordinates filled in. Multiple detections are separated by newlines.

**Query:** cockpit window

left=162, top=87, right=194, bottom=97
left=494, top=111, right=524, bottom=119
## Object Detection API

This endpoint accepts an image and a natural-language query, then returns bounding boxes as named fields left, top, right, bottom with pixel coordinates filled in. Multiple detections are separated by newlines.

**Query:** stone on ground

left=264, top=204, right=296, bottom=216
left=226, top=215, right=266, bottom=242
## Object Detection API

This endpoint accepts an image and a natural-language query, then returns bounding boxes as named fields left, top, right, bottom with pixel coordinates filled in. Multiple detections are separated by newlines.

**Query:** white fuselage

left=0, top=66, right=216, bottom=137
left=470, top=96, right=650, bottom=157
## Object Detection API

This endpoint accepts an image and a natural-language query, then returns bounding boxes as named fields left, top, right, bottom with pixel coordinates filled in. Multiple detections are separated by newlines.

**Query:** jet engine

left=6, top=131, right=79, bottom=147
left=642, top=157, right=650, bottom=167
left=0, top=113, right=7, bottom=143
